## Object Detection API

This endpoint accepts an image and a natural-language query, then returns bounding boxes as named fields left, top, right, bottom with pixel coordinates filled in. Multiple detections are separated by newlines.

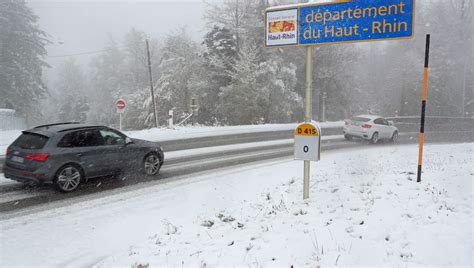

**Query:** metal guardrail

left=160, top=127, right=342, bottom=151
left=386, top=116, right=474, bottom=132
left=160, top=116, right=474, bottom=151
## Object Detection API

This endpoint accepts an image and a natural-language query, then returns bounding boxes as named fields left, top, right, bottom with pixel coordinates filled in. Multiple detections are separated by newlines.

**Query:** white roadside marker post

left=294, top=120, right=321, bottom=200
left=168, top=109, right=174, bottom=128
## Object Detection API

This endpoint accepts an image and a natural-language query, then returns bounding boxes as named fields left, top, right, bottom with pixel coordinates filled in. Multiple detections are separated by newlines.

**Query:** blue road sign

left=265, top=0, right=414, bottom=47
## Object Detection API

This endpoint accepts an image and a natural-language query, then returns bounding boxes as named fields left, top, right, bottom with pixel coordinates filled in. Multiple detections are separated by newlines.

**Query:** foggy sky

left=28, top=0, right=210, bottom=77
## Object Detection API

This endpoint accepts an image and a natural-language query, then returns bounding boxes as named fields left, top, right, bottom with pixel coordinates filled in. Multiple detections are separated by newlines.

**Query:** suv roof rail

left=34, top=122, right=81, bottom=129
left=58, top=125, right=104, bottom=132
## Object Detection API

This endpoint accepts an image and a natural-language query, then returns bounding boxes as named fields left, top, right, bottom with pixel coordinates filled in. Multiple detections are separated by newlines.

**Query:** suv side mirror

left=388, top=120, right=394, bottom=126
left=125, top=137, right=133, bottom=145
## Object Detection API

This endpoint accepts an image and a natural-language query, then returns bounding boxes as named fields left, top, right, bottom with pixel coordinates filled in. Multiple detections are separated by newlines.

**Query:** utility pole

left=322, top=92, right=327, bottom=122
left=462, top=56, right=467, bottom=116
left=146, top=39, right=159, bottom=128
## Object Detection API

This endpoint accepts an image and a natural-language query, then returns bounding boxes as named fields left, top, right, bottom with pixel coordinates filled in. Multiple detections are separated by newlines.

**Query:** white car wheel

left=370, top=132, right=379, bottom=144
left=391, top=131, right=399, bottom=142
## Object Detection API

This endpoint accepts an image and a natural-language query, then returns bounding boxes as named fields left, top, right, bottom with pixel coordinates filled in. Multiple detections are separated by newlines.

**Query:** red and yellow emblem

left=268, top=20, right=296, bottom=33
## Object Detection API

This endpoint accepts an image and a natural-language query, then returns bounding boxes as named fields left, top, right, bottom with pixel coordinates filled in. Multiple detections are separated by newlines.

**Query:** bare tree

left=204, top=0, right=254, bottom=53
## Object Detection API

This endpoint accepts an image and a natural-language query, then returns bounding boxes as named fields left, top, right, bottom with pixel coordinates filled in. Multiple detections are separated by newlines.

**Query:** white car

left=343, top=115, right=399, bottom=144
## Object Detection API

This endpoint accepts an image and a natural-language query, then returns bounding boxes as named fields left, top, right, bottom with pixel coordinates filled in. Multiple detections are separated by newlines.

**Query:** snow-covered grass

left=0, top=143, right=472, bottom=267
left=0, top=122, right=344, bottom=156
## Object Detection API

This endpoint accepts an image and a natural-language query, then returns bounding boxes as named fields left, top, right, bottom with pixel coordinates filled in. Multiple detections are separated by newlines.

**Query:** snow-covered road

left=1, top=143, right=472, bottom=267
left=0, top=122, right=344, bottom=157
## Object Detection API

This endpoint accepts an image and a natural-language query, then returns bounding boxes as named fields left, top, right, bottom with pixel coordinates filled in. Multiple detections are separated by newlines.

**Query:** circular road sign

left=116, top=99, right=126, bottom=110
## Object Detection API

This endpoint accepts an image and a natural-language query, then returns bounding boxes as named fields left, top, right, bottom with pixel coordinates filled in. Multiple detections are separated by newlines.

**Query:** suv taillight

left=25, top=153, right=49, bottom=161
left=6, top=147, right=12, bottom=156
left=361, top=124, right=372, bottom=128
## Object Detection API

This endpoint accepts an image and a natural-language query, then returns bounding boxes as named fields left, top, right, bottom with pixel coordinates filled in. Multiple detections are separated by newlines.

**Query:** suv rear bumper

left=3, top=164, right=53, bottom=184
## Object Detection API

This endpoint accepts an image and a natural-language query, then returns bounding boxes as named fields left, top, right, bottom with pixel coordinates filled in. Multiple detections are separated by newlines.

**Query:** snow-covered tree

left=120, top=29, right=161, bottom=129
left=204, top=0, right=255, bottom=53
left=422, top=0, right=473, bottom=116
left=88, top=38, right=127, bottom=126
left=55, top=59, right=90, bottom=122
left=199, top=25, right=237, bottom=124
left=348, top=0, right=473, bottom=118
left=123, top=28, right=149, bottom=94
left=219, top=44, right=300, bottom=125
left=0, top=0, right=50, bottom=124
left=140, top=28, right=201, bottom=127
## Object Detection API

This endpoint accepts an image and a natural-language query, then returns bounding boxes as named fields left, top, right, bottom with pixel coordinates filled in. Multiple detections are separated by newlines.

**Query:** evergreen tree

left=55, top=59, right=89, bottom=122
left=0, top=0, right=50, bottom=123
left=422, top=0, right=473, bottom=116
left=148, top=29, right=201, bottom=127
left=199, top=25, right=237, bottom=123
left=204, top=0, right=255, bottom=53
left=219, top=44, right=300, bottom=124
left=219, top=45, right=262, bottom=124
left=89, top=38, right=126, bottom=126
left=123, top=28, right=149, bottom=94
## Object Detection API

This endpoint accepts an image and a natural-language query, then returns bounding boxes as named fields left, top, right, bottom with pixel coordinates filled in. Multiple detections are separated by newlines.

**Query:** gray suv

left=3, top=123, right=164, bottom=192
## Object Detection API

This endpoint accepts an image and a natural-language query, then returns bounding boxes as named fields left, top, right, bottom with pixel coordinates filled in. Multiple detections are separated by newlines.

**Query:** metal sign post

left=304, top=46, right=313, bottom=199
left=116, top=98, right=126, bottom=131
left=119, top=113, right=122, bottom=131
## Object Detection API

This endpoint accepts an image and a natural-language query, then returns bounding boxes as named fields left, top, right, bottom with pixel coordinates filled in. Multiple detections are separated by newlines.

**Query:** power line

left=46, top=46, right=127, bottom=58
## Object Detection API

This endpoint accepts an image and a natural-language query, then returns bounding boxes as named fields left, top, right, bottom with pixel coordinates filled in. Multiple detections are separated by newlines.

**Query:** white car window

left=374, top=118, right=384, bottom=125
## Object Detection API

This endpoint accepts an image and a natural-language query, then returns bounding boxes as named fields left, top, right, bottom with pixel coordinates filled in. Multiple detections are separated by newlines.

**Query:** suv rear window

left=351, top=117, right=370, bottom=122
left=12, top=132, right=49, bottom=149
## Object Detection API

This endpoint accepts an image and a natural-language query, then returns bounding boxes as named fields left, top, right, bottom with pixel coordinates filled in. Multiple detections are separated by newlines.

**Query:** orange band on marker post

left=418, top=133, right=425, bottom=165
left=422, top=68, right=429, bottom=100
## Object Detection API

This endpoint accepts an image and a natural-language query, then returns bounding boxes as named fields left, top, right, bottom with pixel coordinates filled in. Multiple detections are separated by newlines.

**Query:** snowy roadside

left=0, top=143, right=472, bottom=267
left=123, top=121, right=343, bottom=142
left=0, top=122, right=344, bottom=156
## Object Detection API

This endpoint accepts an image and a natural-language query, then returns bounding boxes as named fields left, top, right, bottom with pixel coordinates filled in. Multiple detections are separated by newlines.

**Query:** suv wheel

left=370, top=132, right=379, bottom=144
left=144, top=153, right=161, bottom=176
left=344, top=134, right=352, bottom=141
left=54, top=164, right=83, bottom=192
